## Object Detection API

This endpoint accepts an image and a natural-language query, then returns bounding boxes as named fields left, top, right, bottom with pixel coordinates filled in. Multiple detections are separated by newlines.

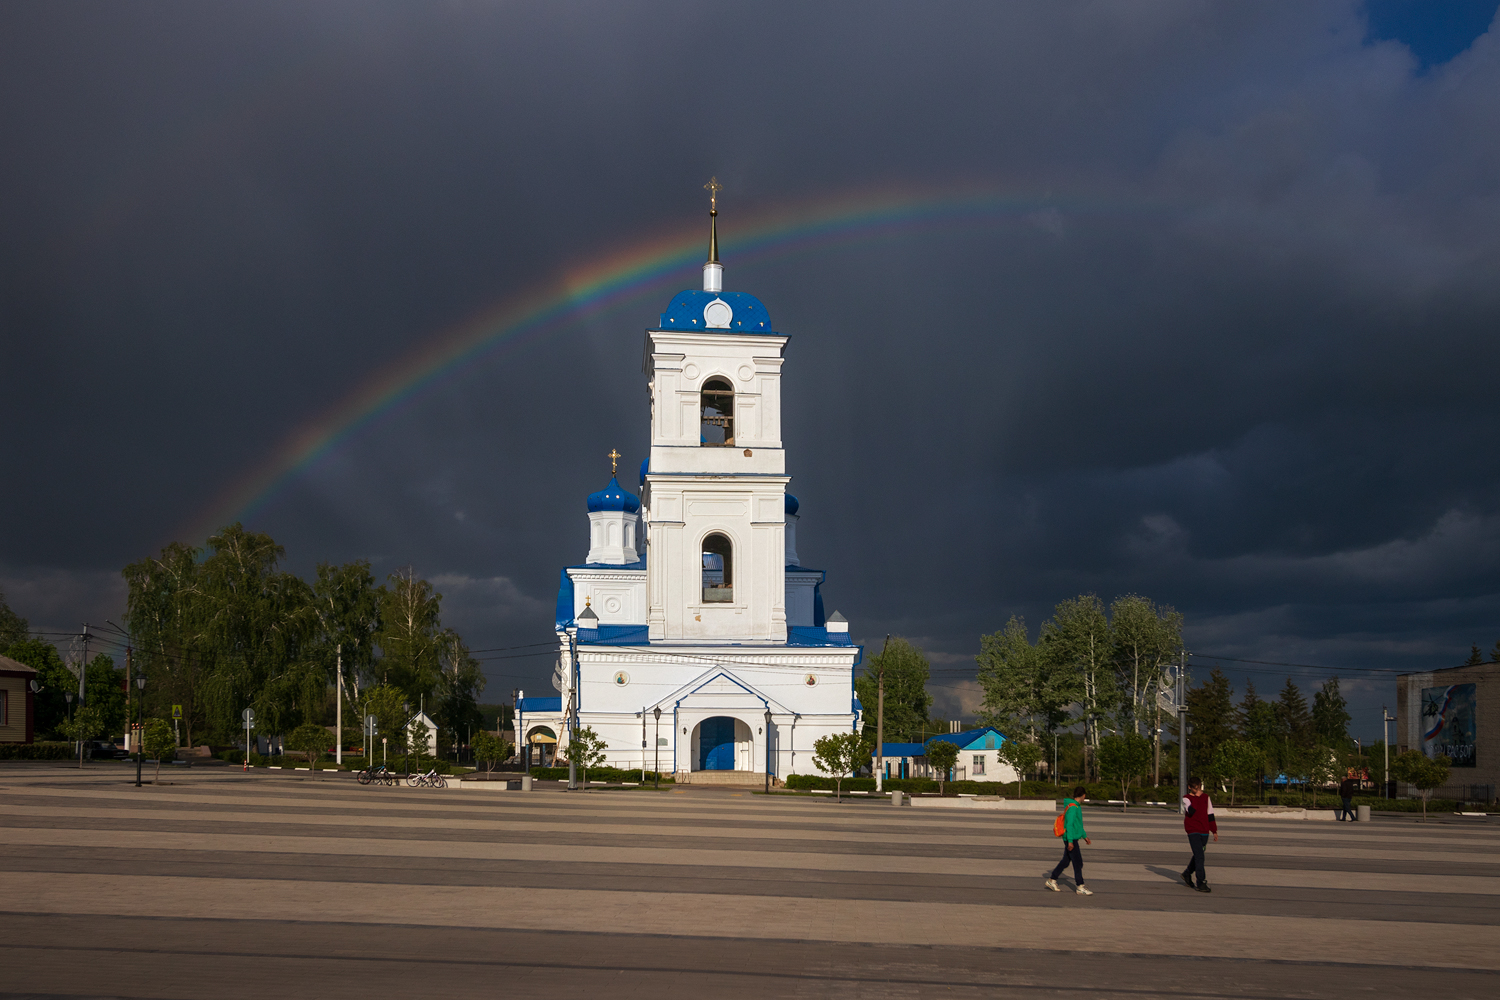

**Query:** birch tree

left=1109, top=594, right=1182, bottom=737
left=1041, top=595, right=1116, bottom=781
left=976, top=616, right=1076, bottom=741
left=377, top=567, right=444, bottom=704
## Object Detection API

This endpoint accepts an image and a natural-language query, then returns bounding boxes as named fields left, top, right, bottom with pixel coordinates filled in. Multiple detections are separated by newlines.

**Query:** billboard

left=1421, top=683, right=1476, bottom=767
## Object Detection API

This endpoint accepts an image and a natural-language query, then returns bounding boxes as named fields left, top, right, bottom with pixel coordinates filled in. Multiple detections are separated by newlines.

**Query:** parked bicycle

left=407, top=768, right=447, bottom=788
left=357, top=764, right=397, bottom=786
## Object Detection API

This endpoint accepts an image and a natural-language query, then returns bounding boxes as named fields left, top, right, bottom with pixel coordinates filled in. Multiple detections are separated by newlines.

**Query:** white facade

left=520, top=249, right=861, bottom=781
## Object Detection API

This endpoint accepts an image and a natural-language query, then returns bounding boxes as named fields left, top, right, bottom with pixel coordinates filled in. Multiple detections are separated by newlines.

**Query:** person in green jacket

left=1045, top=786, right=1093, bottom=895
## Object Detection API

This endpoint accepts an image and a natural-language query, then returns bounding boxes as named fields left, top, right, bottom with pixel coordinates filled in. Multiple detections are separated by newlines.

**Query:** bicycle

left=406, top=768, right=447, bottom=788
left=358, top=763, right=396, bottom=786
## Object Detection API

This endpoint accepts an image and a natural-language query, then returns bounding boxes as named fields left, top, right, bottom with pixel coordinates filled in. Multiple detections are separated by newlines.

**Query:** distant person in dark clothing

left=1181, top=777, right=1218, bottom=892
left=1337, top=777, right=1357, bottom=821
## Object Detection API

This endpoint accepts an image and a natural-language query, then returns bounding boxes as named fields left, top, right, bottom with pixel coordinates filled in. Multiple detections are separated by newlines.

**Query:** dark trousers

left=1184, top=832, right=1209, bottom=886
left=1051, top=840, right=1084, bottom=884
left=1338, top=797, right=1354, bottom=820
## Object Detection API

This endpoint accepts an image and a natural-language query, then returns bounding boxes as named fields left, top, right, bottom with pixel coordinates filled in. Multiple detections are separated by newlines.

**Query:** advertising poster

left=1421, top=683, right=1476, bottom=767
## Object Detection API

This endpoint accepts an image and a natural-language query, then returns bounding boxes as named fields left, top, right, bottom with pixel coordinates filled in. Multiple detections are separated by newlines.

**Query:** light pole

left=874, top=634, right=889, bottom=794
left=1176, top=651, right=1189, bottom=808
left=134, top=676, right=146, bottom=787
left=764, top=708, right=773, bottom=794
left=1382, top=706, right=1395, bottom=798
left=653, top=706, right=661, bottom=790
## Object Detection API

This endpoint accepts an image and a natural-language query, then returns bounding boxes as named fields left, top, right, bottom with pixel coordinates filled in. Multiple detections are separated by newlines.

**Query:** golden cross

left=608, top=448, right=621, bottom=475
left=704, top=176, right=722, bottom=213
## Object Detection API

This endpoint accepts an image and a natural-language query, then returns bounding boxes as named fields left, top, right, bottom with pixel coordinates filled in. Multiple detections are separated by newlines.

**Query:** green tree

left=124, top=541, right=206, bottom=744
left=377, top=567, right=444, bottom=704
left=1391, top=750, right=1452, bottom=820
left=811, top=731, right=870, bottom=800
left=5, top=638, right=73, bottom=737
left=435, top=630, right=485, bottom=757
left=311, top=559, right=383, bottom=732
left=59, top=705, right=106, bottom=766
left=0, top=588, right=29, bottom=649
left=141, top=718, right=176, bottom=783
left=287, top=722, right=331, bottom=769
left=1236, top=682, right=1277, bottom=801
left=1211, top=739, right=1263, bottom=807
left=1490, top=639, right=1500, bottom=664
left=1274, top=678, right=1313, bottom=749
left=924, top=738, right=960, bottom=796
left=977, top=617, right=1076, bottom=742
left=363, top=685, right=410, bottom=758
left=996, top=735, right=1045, bottom=798
left=1097, top=733, right=1152, bottom=809
left=470, top=730, right=513, bottom=775
left=1041, top=595, right=1117, bottom=780
left=563, top=724, right=608, bottom=785
left=1108, top=594, right=1182, bottom=737
left=1185, top=668, right=1236, bottom=777
left=854, top=636, right=934, bottom=743
left=1464, top=644, right=1484, bottom=666
left=407, top=718, right=432, bottom=773
left=1312, top=677, right=1352, bottom=752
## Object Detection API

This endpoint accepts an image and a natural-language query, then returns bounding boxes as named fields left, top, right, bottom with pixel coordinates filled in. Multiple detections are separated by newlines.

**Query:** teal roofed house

left=924, top=727, right=1017, bottom=784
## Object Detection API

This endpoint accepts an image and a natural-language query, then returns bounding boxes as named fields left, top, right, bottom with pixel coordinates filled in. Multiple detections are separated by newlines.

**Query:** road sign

left=242, top=707, right=255, bottom=723
left=365, top=714, right=377, bottom=730
left=172, top=705, right=183, bottom=719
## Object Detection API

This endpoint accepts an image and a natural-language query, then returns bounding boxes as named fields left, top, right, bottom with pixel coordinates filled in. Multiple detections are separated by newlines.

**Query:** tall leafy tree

left=435, top=629, right=486, bottom=754
left=1108, top=594, right=1182, bottom=736
left=377, top=567, right=443, bottom=703
left=1041, top=594, right=1116, bottom=779
left=123, top=541, right=206, bottom=742
left=976, top=617, right=1075, bottom=741
left=0, top=588, right=29, bottom=649
left=197, top=524, right=317, bottom=744
left=1185, top=667, right=1235, bottom=778
left=854, top=636, right=933, bottom=743
left=5, top=638, right=72, bottom=737
left=311, top=559, right=382, bottom=725
left=1311, top=677, right=1352, bottom=750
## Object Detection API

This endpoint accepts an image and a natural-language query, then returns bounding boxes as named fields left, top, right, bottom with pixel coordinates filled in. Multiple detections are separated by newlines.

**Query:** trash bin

left=1357, top=804, right=1371, bottom=822
left=890, top=790, right=904, bottom=807
left=520, top=774, right=533, bottom=792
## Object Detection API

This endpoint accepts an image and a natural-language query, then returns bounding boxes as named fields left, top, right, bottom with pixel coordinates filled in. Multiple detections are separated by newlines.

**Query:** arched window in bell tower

left=702, top=533, right=733, bottom=602
left=700, top=377, right=734, bottom=446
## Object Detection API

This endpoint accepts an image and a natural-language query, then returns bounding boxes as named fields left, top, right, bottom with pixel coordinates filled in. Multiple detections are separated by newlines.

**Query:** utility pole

left=1382, top=706, right=1396, bottom=799
left=875, top=634, right=889, bottom=793
left=567, top=634, right=579, bottom=791
left=124, top=645, right=133, bottom=751
left=1177, top=650, right=1189, bottom=809
left=335, top=643, right=343, bottom=766
left=77, top=624, right=90, bottom=768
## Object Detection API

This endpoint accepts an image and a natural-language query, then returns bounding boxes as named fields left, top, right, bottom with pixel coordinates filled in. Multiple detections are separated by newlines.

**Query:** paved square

left=3, top=764, right=1498, bottom=998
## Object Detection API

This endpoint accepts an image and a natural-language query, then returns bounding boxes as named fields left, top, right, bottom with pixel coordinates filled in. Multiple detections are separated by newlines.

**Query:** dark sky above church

left=3, top=2, right=1498, bottom=738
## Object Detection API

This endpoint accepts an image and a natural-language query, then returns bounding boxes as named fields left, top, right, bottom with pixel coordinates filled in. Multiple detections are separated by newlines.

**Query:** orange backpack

left=1053, top=801, right=1076, bottom=837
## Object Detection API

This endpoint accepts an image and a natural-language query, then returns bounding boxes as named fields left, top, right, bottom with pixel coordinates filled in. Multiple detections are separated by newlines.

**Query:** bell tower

left=643, top=180, right=789, bottom=642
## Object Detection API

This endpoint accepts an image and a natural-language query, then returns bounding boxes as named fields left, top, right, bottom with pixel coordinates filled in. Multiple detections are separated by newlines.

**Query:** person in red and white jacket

left=1181, top=777, right=1219, bottom=892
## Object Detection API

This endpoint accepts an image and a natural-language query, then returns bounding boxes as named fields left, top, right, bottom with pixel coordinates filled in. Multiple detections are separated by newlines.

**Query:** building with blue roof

left=517, top=186, right=861, bottom=785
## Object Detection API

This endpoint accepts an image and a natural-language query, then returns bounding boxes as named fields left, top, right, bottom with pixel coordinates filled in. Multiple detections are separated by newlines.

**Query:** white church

left=516, top=184, right=862, bottom=784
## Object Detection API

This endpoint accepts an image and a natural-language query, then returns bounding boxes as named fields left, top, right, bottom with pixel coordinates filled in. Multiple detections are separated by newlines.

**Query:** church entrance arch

left=696, top=716, right=739, bottom=770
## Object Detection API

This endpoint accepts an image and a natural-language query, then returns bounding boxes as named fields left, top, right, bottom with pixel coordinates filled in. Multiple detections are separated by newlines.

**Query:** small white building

left=406, top=711, right=439, bottom=756
left=517, top=197, right=861, bottom=784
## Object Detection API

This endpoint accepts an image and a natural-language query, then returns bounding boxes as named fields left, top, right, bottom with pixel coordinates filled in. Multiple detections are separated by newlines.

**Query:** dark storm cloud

left=3, top=2, right=1498, bottom=734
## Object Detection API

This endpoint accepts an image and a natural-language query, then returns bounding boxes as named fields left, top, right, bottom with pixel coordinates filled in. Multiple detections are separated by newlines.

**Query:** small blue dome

left=639, top=457, right=649, bottom=488
left=659, top=290, right=775, bottom=333
left=587, top=477, right=641, bottom=514
left=785, top=493, right=799, bottom=516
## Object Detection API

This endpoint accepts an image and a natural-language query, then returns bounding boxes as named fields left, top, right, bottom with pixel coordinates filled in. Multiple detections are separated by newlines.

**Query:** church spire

left=703, top=176, right=723, bottom=293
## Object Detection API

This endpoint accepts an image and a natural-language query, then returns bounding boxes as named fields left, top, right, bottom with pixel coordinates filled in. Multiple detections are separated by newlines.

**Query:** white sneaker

left=1044, top=878, right=1059, bottom=891
left=1075, top=885, right=1094, bottom=895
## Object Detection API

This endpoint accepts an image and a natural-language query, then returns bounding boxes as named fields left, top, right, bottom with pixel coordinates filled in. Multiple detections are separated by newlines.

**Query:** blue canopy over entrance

left=699, top=716, right=736, bottom=770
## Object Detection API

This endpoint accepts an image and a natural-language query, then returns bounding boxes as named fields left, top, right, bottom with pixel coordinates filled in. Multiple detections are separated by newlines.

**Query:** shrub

left=0, top=742, right=74, bottom=760
left=528, top=766, right=671, bottom=783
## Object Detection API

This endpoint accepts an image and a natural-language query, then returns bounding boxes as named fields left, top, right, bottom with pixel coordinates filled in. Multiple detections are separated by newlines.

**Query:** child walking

left=1181, top=777, right=1219, bottom=892
left=1045, top=785, right=1093, bottom=895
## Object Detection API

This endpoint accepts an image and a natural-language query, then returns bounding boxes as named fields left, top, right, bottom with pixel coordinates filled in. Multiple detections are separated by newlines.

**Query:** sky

left=3, top=1, right=1498, bottom=741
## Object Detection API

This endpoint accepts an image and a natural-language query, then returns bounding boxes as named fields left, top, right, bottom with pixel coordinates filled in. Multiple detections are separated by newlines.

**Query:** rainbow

left=183, top=185, right=1136, bottom=541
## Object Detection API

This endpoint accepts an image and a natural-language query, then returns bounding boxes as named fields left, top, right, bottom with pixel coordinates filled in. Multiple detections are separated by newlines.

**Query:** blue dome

left=785, top=493, right=799, bottom=516
left=587, top=477, right=641, bottom=513
left=659, top=290, right=775, bottom=333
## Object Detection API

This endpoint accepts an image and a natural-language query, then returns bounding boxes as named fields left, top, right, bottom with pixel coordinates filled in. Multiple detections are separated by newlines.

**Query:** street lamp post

left=653, top=706, right=661, bottom=790
left=134, top=676, right=146, bottom=787
left=764, top=709, right=773, bottom=794
left=1382, top=706, right=1396, bottom=798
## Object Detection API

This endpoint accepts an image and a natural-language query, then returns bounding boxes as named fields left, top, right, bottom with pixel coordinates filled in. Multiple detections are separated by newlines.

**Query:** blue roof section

left=554, top=569, right=574, bottom=628
left=518, top=697, right=561, bottom=714
left=926, top=727, right=1007, bottom=750
left=879, top=742, right=928, bottom=757
left=639, top=457, right=649, bottom=487
left=587, top=477, right=641, bottom=513
left=659, top=290, right=775, bottom=333
left=577, top=624, right=651, bottom=646
left=785, top=493, right=799, bottom=516
left=787, top=626, right=853, bottom=647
